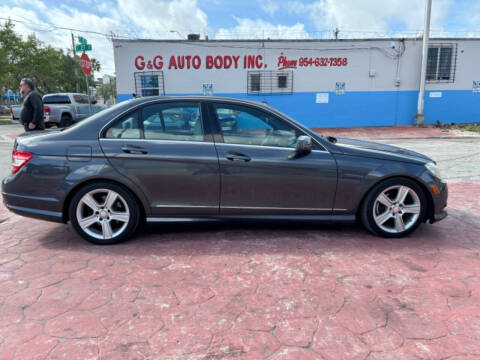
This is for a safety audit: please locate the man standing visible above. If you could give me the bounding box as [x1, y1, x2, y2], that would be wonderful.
[19, 78, 45, 131]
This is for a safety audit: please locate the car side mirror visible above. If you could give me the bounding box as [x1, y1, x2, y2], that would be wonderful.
[289, 135, 312, 159]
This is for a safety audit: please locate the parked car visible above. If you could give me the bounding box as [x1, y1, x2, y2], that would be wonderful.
[43, 93, 105, 128]
[0, 105, 10, 115]
[2, 96, 448, 245]
[9, 105, 21, 121]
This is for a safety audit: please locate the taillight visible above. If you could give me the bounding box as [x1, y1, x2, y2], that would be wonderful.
[44, 106, 50, 115]
[12, 150, 33, 174]
[9, 107, 13, 114]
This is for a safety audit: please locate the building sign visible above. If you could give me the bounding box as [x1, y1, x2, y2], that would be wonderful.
[473, 81, 480, 93]
[134, 54, 349, 71]
[336, 82, 346, 95]
[316, 93, 329, 103]
[203, 83, 213, 96]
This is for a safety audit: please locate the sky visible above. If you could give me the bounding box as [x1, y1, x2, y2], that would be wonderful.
[1, 0, 479, 76]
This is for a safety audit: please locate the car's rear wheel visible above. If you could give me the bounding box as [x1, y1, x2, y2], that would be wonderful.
[69, 182, 140, 244]
[360, 178, 427, 237]
[60, 114, 73, 128]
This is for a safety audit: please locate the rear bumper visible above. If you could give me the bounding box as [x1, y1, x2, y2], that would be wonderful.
[2, 191, 64, 223]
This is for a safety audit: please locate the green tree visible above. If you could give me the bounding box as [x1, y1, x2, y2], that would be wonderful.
[97, 77, 116, 103]
[0, 20, 102, 98]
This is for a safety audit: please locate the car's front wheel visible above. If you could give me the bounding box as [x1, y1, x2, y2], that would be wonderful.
[360, 178, 427, 237]
[69, 182, 140, 244]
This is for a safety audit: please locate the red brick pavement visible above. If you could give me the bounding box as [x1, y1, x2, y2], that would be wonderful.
[0, 183, 479, 359]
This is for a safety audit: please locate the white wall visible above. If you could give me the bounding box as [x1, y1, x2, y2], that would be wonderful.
[113, 38, 480, 96]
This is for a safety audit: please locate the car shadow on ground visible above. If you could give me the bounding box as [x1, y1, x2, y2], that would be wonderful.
[31, 211, 477, 259]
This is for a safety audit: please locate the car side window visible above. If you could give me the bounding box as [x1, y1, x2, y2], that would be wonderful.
[213, 104, 299, 148]
[105, 110, 141, 139]
[73, 95, 89, 104]
[142, 103, 204, 141]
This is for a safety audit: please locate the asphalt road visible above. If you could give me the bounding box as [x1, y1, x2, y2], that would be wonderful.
[1, 122, 479, 182]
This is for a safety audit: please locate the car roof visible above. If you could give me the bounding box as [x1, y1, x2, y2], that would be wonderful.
[43, 93, 87, 97]
[129, 95, 271, 108]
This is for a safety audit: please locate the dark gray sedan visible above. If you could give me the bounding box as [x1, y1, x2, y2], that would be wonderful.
[2, 96, 447, 244]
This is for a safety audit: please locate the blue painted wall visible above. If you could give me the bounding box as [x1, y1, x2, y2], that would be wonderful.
[118, 90, 479, 128]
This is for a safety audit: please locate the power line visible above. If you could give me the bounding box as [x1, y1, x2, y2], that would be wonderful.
[0, 17, 131, 39]
[2, 16, 479, 42]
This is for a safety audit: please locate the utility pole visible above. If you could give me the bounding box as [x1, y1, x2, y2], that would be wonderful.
[414, 0, 432, 126]
[334, 28, 340, 40]
[71, 32, 80, 93]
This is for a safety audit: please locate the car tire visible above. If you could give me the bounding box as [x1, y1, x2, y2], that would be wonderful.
[360, 177, 427, 238]
[60, 115, 73, 128]
[69, 182, 140, 245]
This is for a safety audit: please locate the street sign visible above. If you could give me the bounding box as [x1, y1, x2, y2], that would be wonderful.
[80, 52, 92, 76]
[75, 44, 92, 52]
[78, 36, 87, 44]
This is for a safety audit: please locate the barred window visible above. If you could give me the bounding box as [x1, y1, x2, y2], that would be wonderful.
[426, 44, 457, 83]
[250, 74, 261, 92]
[134, 71, 165, 96]
[247, 71, 293, 95]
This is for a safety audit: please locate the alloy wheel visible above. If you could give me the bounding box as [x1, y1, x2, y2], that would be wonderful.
[373, 185, 421, 234]
[76, 189, 130, 240]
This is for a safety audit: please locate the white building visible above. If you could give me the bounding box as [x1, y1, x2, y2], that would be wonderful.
[113, 38, 480, 127]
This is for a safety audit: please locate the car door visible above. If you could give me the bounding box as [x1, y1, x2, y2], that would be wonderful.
[99, 101, 220, 216]
[73, 95, 90, 120]
[208, 102, 337, 215]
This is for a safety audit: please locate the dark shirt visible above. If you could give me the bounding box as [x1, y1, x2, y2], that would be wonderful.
[20, 90, 45, 130]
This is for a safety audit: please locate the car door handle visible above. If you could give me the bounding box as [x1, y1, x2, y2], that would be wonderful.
[226, 151, 251, 162]
[121, 145, 148, 155]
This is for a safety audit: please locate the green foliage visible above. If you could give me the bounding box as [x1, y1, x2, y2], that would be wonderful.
[97, 77, 117, 102]
[0, 20, 102, 97]
[464, 123, 480, 133]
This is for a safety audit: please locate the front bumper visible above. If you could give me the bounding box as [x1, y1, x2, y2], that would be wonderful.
[430, 181, 448, 223]
[432, 209, 448, 223]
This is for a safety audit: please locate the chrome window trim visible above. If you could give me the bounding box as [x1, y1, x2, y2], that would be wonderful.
[100, 138, 213, 146]
[214, 142, 328, 153]
[98, 97, 330, 152]
[98, 99, 206, 140]
[210, 101, 328, 151]
[100, 137, 326, 153]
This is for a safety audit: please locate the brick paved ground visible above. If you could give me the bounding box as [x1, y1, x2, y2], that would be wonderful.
[0, 181, 479, 359]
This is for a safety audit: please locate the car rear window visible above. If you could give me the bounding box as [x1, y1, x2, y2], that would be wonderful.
[43, 95, 71, 104]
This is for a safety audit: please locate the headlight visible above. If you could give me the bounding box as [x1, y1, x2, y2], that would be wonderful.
[425, 161, 442, 179]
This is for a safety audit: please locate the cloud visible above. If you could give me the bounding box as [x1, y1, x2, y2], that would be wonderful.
[1, 1, 126, 76]
[286, 0, 454, 36]
[216, 18, 310, 39]
[116, 0, 209, 39]
[258, 0, 280, 17]
[2, 0, 209, 76]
